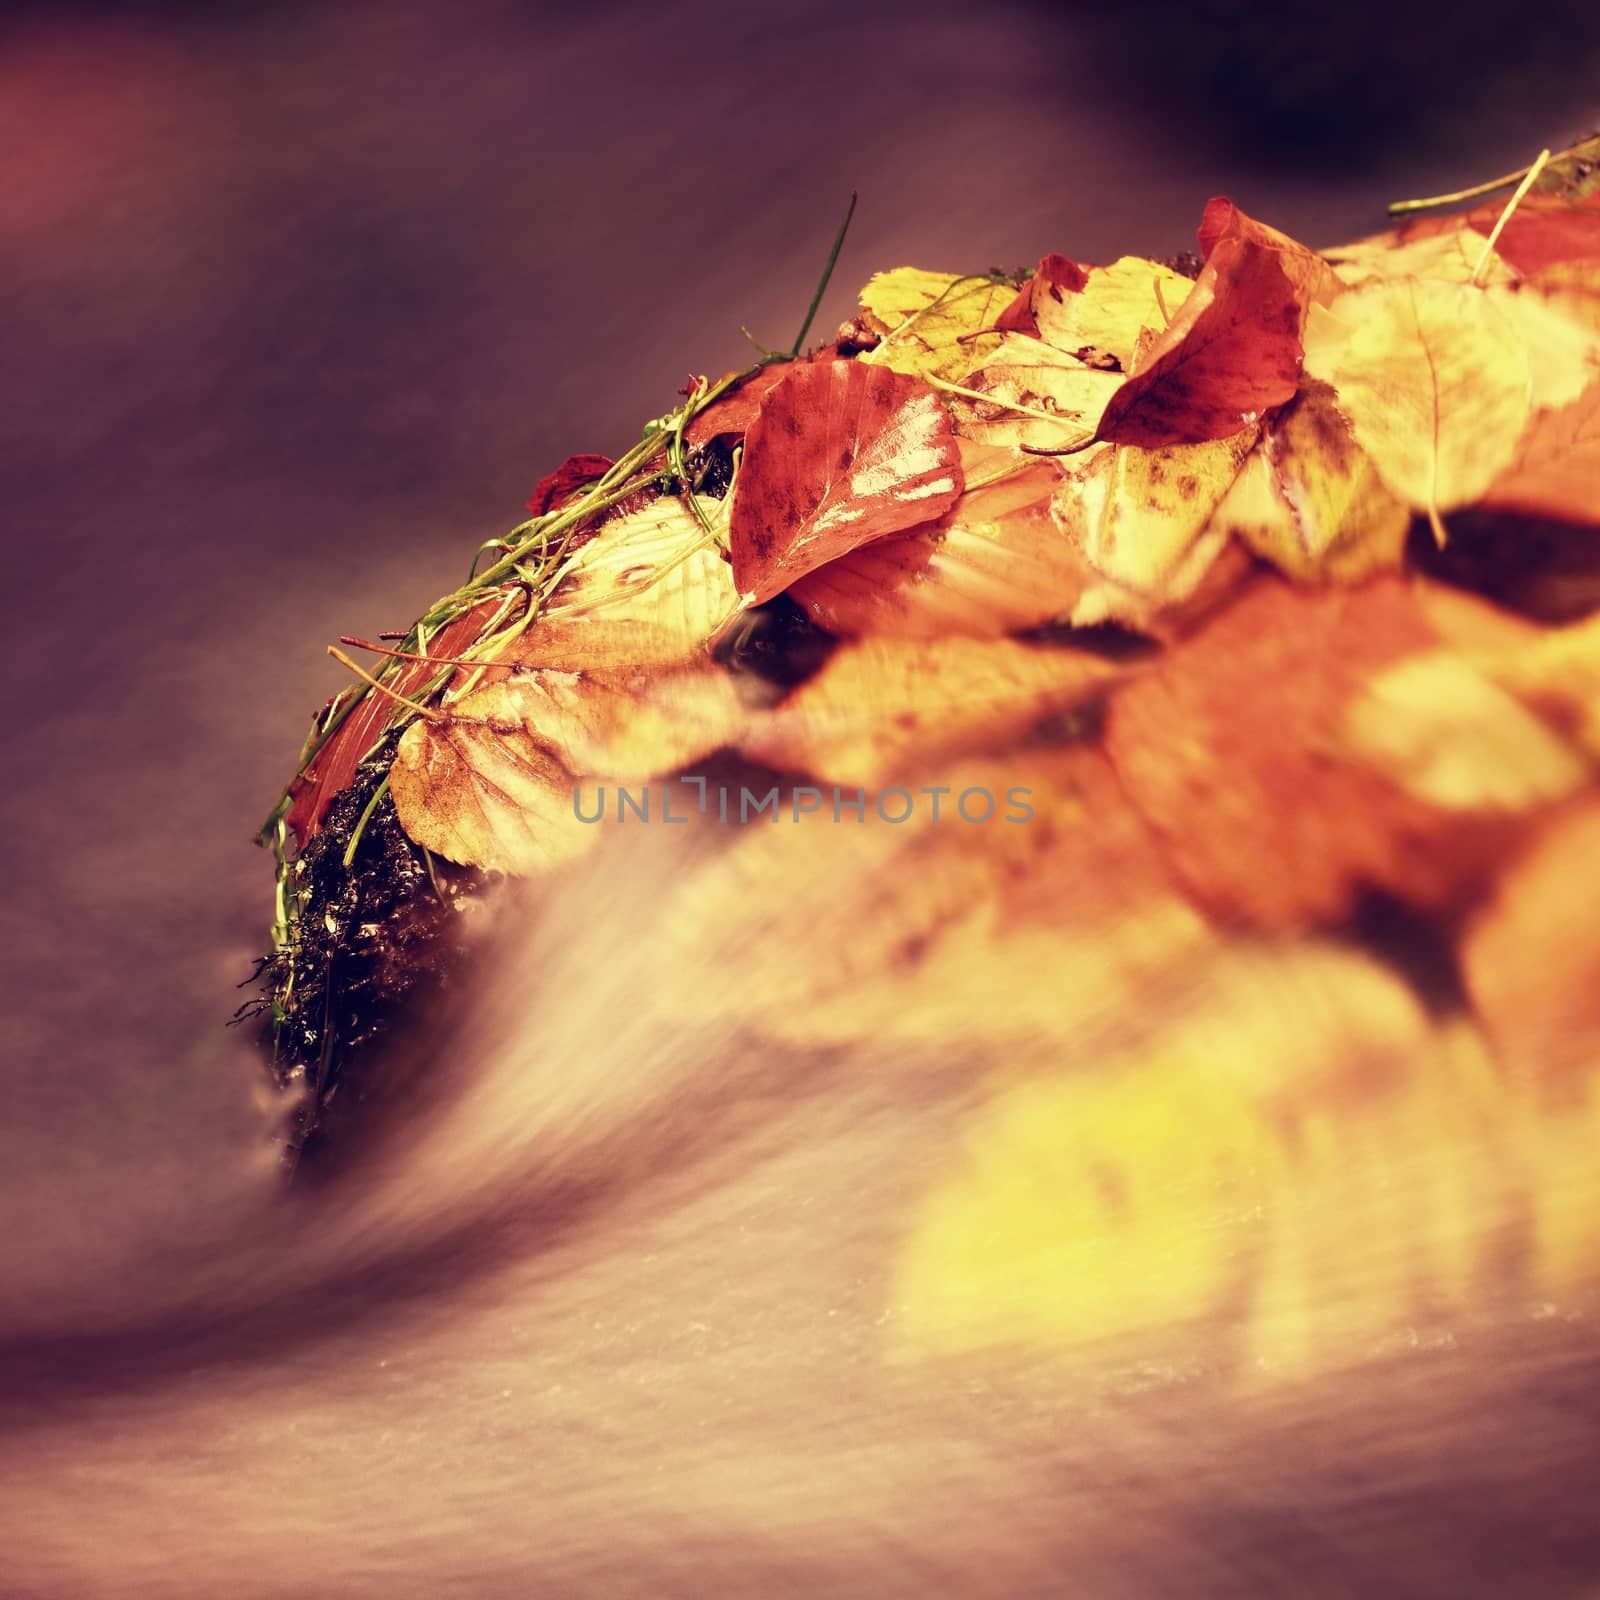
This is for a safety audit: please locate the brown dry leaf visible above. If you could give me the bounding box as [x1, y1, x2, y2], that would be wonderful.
[1054, 428, 1257, 628]
[741, 634, 1122, 791]
[785, 450, 1093, 638]
[1302, 279, 1533, 530]
[1103, 576, 1516, 929]
[285, 591, 516, 847]
[390, 664, 745, 875]
[525, 453, 615, 517]
[855, 268, 1020, 384]
[1211, 380, 1411, 582]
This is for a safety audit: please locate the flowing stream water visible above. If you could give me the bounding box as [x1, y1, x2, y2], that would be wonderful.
[4, 4, 1599, 1594]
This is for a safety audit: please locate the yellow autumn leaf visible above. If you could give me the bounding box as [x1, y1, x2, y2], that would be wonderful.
[893, 942, 1430, 1368]
[856, 268, 1018, 384]
[1031, 254, 1194, 370]
[1054, 428, 1256, 627]
[1488, 607, 1600, 751]
[1302, 280, 1532, 535]
[1320, 222, 1518, 288]
[892, 937, 1600, 1382]
[507, 494, 740, 673]
[1340, 609, 1600, 815]
[1210, 380, 1411, 582]
[1490, 281, 1600, 413]
[741, 634, 1121, 791]
[943, 332, 1122, 450]
[1342, 651, 1591, 812]
[390, 664, 746, 874]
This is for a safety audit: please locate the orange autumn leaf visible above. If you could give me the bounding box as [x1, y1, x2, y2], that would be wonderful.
[1460, 797, 1600, 1082]
[727, 360, 964, 606]
[1102, 577, 1515, 930]
[649, 745, 1205, 1052]
[285, 590, 517, 847]
[1094, 198, 1341, 447]
[1464, 193, 1600, 275]
[1483, 378, 1600, 524]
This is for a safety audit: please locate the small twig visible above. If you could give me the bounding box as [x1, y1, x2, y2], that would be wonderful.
[338, 635, 508, 671]
[1021, 436, 1100, 459]
[1470, 148, 1551, 285]
[925, 373, 1098, 444]
[1388, 138, 1584, 215]
[877, 273, 988, 354]
[326, 646, 443, 721]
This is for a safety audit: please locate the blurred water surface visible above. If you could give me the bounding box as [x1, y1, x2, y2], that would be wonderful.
[2, 4, 1597, 1595]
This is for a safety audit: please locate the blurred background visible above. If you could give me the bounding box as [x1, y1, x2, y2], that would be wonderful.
[2, 2, 1598, 1594]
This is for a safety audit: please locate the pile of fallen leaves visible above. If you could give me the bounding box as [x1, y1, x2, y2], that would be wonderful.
[258, 145, 1600, 1168]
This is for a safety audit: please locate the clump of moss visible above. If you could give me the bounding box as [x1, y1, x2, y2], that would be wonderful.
[244, 745, 487, 1162]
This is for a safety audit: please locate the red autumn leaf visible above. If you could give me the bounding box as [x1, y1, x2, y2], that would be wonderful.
[284, 592, 512, 848]
[1465, 193, 1600, 275]
[1095, 198, 1340, 448]
[994, 253, 1091, 336]
[526, 453, 615, 517]
[727, 360, 964, 606]
[682, 362, 799, 448]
